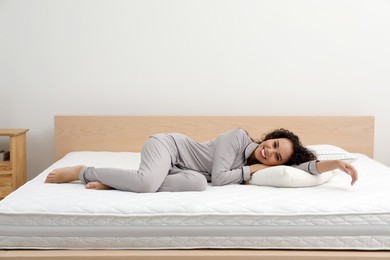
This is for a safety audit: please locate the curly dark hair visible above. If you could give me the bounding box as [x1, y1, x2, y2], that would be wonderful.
[256, 128, 317, 165]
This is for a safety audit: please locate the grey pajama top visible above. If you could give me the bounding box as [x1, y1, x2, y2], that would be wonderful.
[154, 128, 319, 186]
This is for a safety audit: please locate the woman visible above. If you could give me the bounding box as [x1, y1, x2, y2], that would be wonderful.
[45, 128, 358, 192]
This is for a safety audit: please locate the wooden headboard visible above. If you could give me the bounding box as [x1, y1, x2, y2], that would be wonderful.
[54, 116, 374, 160]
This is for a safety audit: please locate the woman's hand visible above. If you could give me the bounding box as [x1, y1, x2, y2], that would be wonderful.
[243, 164, 268, 184]
[249, 164, 269, 175]
[316, 160, 358, 186]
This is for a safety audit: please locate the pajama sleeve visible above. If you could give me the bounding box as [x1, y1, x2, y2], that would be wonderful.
[293, 160, 320, 175]
[211, 128, 251, 186]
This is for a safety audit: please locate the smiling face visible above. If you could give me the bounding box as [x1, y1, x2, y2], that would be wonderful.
[254, 138, 294, 166]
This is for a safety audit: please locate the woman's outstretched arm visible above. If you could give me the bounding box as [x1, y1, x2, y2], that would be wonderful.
[316, 160, 358, 185]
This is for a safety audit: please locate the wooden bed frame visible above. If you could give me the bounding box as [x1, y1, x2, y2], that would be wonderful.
[3, 115, 389, 260]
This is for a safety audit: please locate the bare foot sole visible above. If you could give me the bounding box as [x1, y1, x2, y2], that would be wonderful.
[86, 181, 112, 190]
[45, 165, 84, 183]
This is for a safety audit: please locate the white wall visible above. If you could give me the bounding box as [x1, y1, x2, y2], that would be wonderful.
[1, 0, 389, 180]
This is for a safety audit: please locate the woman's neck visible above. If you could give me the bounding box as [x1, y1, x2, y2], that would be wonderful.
[247, 151, 259, 165]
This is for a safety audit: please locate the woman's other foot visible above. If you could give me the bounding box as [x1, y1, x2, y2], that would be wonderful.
[86, 181, 112, 190]
[45, 165, 84, 183]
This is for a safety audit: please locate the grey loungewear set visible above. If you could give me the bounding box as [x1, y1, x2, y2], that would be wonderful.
[79, 128, 319, 192]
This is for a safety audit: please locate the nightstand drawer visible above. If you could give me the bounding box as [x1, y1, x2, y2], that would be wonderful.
[0, 174, 13, 198]
[0, 161, 12, 172]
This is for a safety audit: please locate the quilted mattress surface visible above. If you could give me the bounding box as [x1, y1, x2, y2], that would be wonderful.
[1, 152, 390, 249]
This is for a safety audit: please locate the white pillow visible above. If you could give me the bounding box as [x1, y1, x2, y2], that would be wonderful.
[306, 144, 356, 161]
[248, 166, 335, 188]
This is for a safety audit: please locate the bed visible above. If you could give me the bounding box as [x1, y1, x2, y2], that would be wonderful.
[1, 115, 390, 260]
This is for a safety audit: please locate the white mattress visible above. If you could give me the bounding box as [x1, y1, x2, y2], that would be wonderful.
[1, 152, 390, 250]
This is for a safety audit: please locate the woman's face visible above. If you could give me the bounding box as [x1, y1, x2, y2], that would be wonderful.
[254, 138, 293, 166]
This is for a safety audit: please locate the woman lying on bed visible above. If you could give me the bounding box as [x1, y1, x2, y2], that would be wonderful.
[45, 128, 358, 192]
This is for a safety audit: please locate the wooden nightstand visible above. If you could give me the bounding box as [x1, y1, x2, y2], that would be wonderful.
[0, 129, 28, 199]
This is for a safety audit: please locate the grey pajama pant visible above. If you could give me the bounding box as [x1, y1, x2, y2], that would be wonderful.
[78, 136, 208, 192]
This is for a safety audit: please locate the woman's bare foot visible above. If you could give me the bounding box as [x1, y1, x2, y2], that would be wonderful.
[45, 165, 84, 183]
[86, 181, 112, 190]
